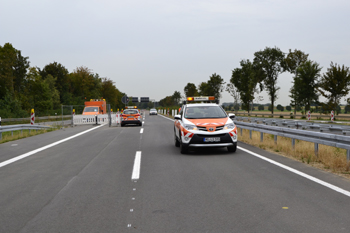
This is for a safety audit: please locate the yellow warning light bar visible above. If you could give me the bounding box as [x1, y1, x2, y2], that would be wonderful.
[187, 96, 215, 101]
[125, 106, 137, 109]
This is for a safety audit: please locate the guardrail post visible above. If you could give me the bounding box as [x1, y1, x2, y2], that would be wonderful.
[0, 132, 2, 140]
[292, 138, 295, 149]
[347, 150, 350, 162]
[274, 135, 277, 144]
[249, 130, 252, 139]
[314, 143, 319, 157]
[240, 128, 243, 136]
[260, 132, 263, 142]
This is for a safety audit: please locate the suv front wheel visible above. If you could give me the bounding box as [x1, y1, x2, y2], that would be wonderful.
[174, 129, 180, 147]
[227, 143, 237, 153]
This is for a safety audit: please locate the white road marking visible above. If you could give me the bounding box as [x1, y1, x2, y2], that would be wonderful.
[0, 124, 106, 168]
[128, 224, 131, 228]
[140, 128, 144, 134]
[142, 121, 144, 124]
[132, 151, 142, 180]
[238, 146, 350, 198]
[160, 112, 350, 198]
[158, 114, 175, 122]
[11, 144, 18, 146]
[130, 209, 134, 212]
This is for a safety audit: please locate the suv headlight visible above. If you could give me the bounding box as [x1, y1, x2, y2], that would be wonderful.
[224, 123, 235, 130]
[184, 124, 197, 130]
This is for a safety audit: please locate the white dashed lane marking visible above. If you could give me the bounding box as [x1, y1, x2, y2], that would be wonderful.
[131, 151, 142, 180]
[140, 128, 144, 134]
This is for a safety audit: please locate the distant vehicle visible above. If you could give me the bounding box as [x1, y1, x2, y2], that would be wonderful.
[82, 99, 107, 115]
[149, 109, 157, 115]
[121, 106, 142, 127]
[174, 96, 237, 154]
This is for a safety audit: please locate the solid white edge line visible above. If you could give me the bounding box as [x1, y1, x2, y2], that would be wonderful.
[0, 124, 106, 168]
[238, 146, 350, 197]
[158, 114, 175, 122]
[132, 151, 142, 180]
[140, 128, 144, 134]
[159, 113, 350, 198]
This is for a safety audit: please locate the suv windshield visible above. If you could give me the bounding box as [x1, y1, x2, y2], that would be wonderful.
[184, 106, 227, 119]
[150, 109, 156, 111]
[124, 109, 138, 114]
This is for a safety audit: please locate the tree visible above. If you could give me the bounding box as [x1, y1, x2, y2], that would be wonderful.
[40, 62, 70, 104]
[283, 49, 308, 115]
[225, 83, 240, 112]
[276, 104, 283, 111]
[318, 62, 350, 112]
[229, 60, 259, 113]
[198, 73, 225, 99]
[198, 82, 211, 96]
[207, 73, 225, 99]
[25, 67, 57, 115]
[0, 43, 30, 99]
[184, 83, 198, 97]
[258, 105, 264, 111]
[101, 78, 124, 111]
[345, 105, 350, 114]
[159, 96, 173, 107]
[69, 66, 102, 104]
[254, 46, 285, 114]
[291, 60, 321, 111]
[172, 91, 182, 105]
[286, 106, 292, 111]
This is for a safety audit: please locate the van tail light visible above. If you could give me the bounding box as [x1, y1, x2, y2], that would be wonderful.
[135, 114, 140, 117]
[121, 114, 125, 117]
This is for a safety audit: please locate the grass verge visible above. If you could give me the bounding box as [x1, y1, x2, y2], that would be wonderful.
[238, 128, 350, 179]
[0, 125, 61, 144]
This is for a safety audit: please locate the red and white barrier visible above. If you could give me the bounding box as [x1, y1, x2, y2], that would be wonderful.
[30, 109, 35, 125]
[307, 111, 311, 121]
[331, 110, 334, 122]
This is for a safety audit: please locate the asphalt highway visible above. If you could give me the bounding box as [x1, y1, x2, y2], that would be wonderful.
[1, 113, 350, 232]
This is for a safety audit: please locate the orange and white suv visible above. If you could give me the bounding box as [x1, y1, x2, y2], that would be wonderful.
[174, 97, 237, 154]
[121, 106, 142, 127]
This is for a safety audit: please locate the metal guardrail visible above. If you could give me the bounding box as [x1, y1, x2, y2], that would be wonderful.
[1, 115, 72, 122]
[233, 112, 350, 120]
[0, 124, 51, 140]
[234, 120, 350, 161]
[236, 117, 350, 135]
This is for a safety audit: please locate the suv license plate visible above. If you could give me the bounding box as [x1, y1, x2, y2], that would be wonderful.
[204, 137, 220, 142]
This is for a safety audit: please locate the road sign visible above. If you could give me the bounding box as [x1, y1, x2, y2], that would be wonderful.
[132, 97, 139, 103]
[140, 97, 149, 102]
[121, 95, 129, 104]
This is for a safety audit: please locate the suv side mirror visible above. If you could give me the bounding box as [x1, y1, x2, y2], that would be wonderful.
[228, 113, 235, 119]
[174, 115, 181, 120]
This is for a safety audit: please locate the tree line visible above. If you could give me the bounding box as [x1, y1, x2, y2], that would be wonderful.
[159, 47, 350, 115]
[0, 43, 126, 117]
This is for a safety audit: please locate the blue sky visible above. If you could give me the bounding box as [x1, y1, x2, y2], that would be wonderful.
[1, 0, 350, 105]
